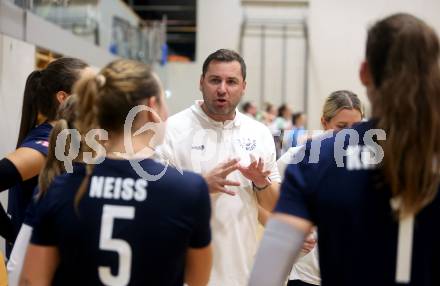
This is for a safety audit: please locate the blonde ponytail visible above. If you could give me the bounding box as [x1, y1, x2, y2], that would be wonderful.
[74, 74, 101, 137]
[73, 59, 161, 207]
[73, 74, 103, 208]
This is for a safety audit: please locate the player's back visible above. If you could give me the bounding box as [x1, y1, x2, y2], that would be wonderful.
[32, 158, 211, 286]
[277, 121, 440, 286]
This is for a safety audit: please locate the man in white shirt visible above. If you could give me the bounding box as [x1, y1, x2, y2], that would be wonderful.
[158, 49, 281, 286]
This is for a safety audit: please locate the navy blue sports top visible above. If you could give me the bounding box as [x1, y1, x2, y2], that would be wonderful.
[275, 121, 440, 286]
[32, 158, 211, 286]
[7, 122, 52, 238]
[22, 187, 42, 227]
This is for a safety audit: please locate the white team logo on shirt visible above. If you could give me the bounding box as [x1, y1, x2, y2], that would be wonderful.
[237, 138, 256, 151]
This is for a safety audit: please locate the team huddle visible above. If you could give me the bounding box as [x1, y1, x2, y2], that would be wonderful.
[0, 13, 440, 286]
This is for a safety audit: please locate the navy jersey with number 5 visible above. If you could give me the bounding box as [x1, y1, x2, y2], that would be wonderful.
[31, 158, 211, 286]
[275, 121, 440, 286]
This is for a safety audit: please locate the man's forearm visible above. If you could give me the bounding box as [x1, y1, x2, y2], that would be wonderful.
[255, 182, 280, 211]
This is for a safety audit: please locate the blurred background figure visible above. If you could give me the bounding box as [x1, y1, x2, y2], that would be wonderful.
[257, 102, 277, 126]
[270, 103, 293, 158]
[292, 112, 306, 129]
[271, 103, 293, 133]
[241, 101, 258, 118]
[289, 112, 307, 148]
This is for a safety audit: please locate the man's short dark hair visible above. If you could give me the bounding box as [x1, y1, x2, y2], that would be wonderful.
[202, 49, 247, 80]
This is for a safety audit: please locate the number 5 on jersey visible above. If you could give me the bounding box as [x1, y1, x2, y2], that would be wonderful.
[99, 205, 135, 286]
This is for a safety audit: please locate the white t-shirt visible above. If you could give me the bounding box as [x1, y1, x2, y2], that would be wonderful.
[277, 147, 321, 285]
[158, 101, 281, 286]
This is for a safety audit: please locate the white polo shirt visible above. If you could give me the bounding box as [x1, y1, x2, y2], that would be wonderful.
[158, 100, 281, 286]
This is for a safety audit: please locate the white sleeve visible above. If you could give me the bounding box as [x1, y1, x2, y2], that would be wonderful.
[248, 218, 306, 286]
[277, 146, 305, 180]
[277, 151, 290, 180]
[262, 128, 281, 183]
[7, 224, 33, 286]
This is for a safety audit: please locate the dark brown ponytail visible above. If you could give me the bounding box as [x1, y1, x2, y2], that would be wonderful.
[367, 13, 440, 217]
[16, 58, 88, 147]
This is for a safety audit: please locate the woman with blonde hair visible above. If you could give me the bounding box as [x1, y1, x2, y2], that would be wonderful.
[278, 90, 363, 177]
[20, 59, 213, 286]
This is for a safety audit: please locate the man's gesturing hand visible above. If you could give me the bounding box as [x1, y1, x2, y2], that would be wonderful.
[203, 158, 241, 195]
[237, 154, 271, 188]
